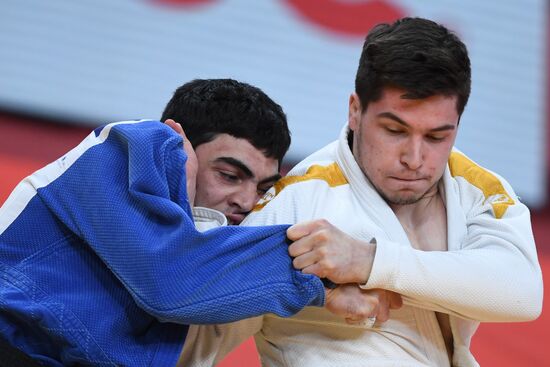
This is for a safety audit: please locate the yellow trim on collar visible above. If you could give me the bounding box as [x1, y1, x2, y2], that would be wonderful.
[253, 162, 348, 211]
[448, 151, 514, 219]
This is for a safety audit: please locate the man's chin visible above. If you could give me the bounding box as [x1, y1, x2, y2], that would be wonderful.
[380, 190, 426, 206]
[387, 196, 422, 206]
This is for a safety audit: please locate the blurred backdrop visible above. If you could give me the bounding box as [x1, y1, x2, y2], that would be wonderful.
[0, 0, 548, 366]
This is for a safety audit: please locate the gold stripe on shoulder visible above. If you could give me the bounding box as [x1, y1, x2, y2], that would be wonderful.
[253, 162, 348, 211]
[448, 151, 515, 218]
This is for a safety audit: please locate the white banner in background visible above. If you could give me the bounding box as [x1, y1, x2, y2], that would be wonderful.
[0, 0, 546, 205]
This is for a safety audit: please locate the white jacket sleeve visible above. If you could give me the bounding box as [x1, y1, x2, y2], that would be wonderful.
[365, 173, 543, 322]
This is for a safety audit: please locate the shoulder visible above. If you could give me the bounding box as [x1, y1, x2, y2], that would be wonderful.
[96, 119, 176, 143]
[94, 119, 183, 162]
[447, 149, 518, 219]
[253, 161, 348, 213]
[244, 141, 348, 225]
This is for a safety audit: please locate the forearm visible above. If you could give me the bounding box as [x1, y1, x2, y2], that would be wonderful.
[364, 238, 542, 321]
[40, 121, 325, 324]
[94, 223, 325, 324]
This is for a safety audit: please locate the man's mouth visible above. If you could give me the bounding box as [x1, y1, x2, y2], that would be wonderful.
[389, 175, 428, 182]
[226, 213, 246, 225]
[387, 176, 429, 188]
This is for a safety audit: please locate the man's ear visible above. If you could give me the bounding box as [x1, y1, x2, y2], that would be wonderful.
[164, 119, 197, 205]
[348, 93, 362, 132]
[165, 119, 185, 139]
[164, 119, 194, 155]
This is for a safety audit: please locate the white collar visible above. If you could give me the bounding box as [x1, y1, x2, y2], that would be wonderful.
[334, 124, 412, 245]
[192, 207, 227, 232]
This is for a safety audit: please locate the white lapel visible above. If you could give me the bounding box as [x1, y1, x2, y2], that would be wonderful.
[334, 125, 412, 247]
[441, 164, 467, 251]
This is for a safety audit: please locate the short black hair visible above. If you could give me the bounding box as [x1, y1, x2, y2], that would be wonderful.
[160, 79, 290, 165]
[355, 17, 471, 115]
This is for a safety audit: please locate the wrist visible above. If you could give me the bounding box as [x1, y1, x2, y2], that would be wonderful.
[356, 237, 377, 284]
[323, 286, 335, 305]
[321, 277, 338, 289]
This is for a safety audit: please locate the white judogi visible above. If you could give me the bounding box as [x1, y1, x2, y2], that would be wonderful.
[180, 126, 542, 367]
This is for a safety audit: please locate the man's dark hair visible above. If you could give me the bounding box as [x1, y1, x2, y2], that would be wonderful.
[161, 78, 290, 165]
[355, 17, 471, 115]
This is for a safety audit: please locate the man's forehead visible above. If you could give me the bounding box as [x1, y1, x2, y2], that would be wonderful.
[371, 89, 459, 119]
[198, 134, 279, 179]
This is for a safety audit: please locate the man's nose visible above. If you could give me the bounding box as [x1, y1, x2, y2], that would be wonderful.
[400, 137, 423, 170]
[230, 185, 260, 212]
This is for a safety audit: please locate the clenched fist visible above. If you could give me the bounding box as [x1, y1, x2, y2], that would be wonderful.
[325, 285, 403, 325]
[287, 219, 376, 284]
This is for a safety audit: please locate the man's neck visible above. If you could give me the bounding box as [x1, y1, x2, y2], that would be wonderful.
[389, 184, 442, 231]
[389, 181, 448, 254]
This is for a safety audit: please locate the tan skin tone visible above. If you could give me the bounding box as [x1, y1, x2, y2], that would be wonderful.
[166, 119, 280, 225]
[287, 87, 459, 329]
[165, 120, 281, 224]
[350, 89, 458, 207]
[193, 134, 280, 225]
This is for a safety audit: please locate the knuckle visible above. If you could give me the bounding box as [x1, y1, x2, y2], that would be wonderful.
[318, 218, 330, 227]
[318, 259, 333, 273]
[325, 260, 336, 272]
[314, 229, 329, 243]
[318, 246, 329, 257]
[320, 230, 331, 242]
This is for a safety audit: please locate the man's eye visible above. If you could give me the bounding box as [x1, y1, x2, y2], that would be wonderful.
[385, 127, 403, 135]
[427, 135, 445, 142]
[219, 172, 239, 182]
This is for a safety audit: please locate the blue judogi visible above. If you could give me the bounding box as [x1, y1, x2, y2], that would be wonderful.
[0, 120, 324, 366]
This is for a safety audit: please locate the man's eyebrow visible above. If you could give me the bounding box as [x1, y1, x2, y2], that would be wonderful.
[215, 157, 281, 184]
[215, 157, 254, 178]
[429, 124, 456, 132]
[377, 112, 456, 132]
[378, 112, 409, 126]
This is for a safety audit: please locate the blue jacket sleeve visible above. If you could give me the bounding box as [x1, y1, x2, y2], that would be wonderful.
[37, 121, 324, 324]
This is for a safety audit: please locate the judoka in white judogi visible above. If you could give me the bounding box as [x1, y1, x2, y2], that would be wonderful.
[179, 124, 542, 367]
